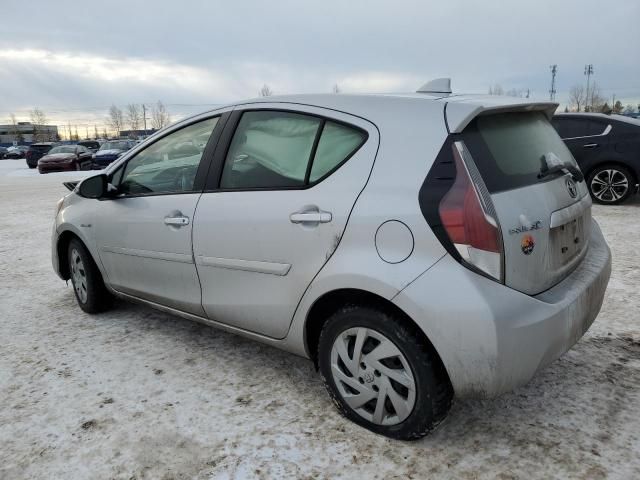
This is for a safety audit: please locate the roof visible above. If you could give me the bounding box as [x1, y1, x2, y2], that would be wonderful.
[191, 92, 558, 134]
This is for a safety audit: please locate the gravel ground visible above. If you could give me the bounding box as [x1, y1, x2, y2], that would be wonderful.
[0, 159, 638, 479]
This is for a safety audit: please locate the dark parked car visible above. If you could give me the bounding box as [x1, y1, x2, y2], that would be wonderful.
[77, 140, 101, 152]
[26, 142, 58, 168]
[0, 146, 8, 159]
[37, 145, 93, 174]
[93, 140, 136, 168]
[552, 113, 640, 204]
[6, 145, 29, 159]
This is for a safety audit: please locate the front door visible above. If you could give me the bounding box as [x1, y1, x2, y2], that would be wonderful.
[192, 106, 378, 338]
[95, 115, 223, 315]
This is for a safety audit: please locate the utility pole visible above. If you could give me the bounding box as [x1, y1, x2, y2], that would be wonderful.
[142, 104, 147, 132]
[549, 65, 557, 101]
[584, 64, 594, 112]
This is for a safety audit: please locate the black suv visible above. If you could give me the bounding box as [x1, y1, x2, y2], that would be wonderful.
[552, 113, 640, 204]
[26, 142, 58, 168]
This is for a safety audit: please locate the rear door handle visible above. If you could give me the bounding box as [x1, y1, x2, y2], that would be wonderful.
[290, 210, 332, 224]
[164, 215, 190, 226]
[583, 143, 599, 148]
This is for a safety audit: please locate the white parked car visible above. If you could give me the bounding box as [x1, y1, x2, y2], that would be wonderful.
[52, 81, 611, 439]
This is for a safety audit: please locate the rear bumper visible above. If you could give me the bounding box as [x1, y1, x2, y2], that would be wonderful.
[393, 220, 611, 398]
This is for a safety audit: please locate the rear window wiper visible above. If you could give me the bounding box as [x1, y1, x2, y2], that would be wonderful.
[538, 152, 584, 182]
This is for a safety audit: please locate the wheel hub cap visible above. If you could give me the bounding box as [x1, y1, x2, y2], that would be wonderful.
[330, 327, 416, 426]
[591, 169, 629, 202]
[70, 249, 88, 303]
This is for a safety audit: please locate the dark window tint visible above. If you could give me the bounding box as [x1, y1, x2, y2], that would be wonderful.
[464, 112, 577, 193]
[221, 111, 321, 189]
[586, 120, 609, 136]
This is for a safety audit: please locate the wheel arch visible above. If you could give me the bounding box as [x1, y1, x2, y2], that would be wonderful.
[304, 288, 451, 386]
[56, 230, 82, 280]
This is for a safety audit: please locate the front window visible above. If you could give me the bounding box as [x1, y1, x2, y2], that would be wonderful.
[99, 141, 131, 151]
[118, 117, 218, 195]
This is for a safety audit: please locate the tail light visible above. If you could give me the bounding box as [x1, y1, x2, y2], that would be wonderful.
[438, 142, 503, 281]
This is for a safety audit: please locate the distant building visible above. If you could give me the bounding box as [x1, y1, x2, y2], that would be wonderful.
[0, 122, 59, 144]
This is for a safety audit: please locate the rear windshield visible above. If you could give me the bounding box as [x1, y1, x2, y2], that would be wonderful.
[463, 112, 577, 193]
[30, 145, 52, 151]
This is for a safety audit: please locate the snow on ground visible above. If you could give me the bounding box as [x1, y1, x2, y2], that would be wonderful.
[0, 159, 638, 479]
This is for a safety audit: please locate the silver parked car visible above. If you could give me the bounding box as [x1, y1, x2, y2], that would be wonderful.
[52, 82, 611, 440]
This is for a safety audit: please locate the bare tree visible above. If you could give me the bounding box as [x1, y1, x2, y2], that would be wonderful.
[8, 113, 23, 143]
[30, 108, 48, 142]
[332, 83, 341, 94]
[589, 82, 606, 112]
[505, 88, 530, 98]
[260, 84, 273, 97]
[488, 84, 504, 95]
[102, 127, 109, 139]
[127, 104, 142, 132]
[568, 85, 585, 112]
[623, 104, 635, 115]
[613, 100, 623, 114]
[108, 104, 124, 137]
[150, 101, 171, 130]
[94, 125, 99, 140]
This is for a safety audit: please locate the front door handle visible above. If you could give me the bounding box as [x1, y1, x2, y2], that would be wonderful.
[164, 215, 190, 226]
[583, 143, 599, 148]
[290, 209, 332, 224]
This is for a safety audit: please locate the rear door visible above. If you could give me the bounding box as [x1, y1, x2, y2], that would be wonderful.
[192, 105, 378, 339]
[462, 111, 591, 294]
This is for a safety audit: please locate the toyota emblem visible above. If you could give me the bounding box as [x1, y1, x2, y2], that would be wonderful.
[565, 177, 578, 198]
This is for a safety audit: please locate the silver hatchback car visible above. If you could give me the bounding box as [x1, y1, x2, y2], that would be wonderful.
[53, 83, 611, 440]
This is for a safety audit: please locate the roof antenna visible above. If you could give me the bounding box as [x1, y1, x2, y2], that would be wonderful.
[416, 78, 452, 96]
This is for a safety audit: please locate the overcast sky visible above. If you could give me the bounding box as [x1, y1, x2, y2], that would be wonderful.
[1, 0, 639, 132]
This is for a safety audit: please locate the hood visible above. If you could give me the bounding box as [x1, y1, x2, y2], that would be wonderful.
[96, 149, 124, 156]
[39, 153, 76, 162]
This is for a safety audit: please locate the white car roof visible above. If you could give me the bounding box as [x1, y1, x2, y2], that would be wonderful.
[226, 92, 558, 133]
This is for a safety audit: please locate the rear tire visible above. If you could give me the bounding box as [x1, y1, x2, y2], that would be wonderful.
[587, 164, 634, 205]
[318, 305, 453, 440]
[67, 239, 112, 313]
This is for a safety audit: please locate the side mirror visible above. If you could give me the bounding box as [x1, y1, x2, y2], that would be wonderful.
[78, 174, 107, 199]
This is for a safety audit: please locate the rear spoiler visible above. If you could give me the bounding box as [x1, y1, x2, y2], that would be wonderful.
[63, 181, 79, 192]
[444, 97, 558, 133]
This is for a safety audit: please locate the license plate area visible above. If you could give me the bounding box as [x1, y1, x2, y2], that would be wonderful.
[548, 214, 588, 269]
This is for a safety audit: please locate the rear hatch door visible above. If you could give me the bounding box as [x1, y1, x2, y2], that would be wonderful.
[461, 111, 591, 295]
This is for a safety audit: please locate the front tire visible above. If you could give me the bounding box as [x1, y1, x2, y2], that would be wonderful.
[318, 305, 453, 440]
[67, 239, 112, 313]
[587, 164, 634, 205]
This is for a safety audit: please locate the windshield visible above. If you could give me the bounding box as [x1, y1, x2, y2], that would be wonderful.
[49, 146, 76, 154]
[99, 141, 130, 151]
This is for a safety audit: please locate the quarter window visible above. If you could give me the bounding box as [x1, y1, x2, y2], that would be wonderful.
[310, 121, 367, 182]
[119, 117, 218, 195]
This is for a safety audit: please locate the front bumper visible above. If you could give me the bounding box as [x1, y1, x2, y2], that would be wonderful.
[38, 163, 76, 173]
[393, 220, 611, 398]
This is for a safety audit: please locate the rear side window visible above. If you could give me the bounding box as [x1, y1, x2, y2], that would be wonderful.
[220, 111, 367, 189]
[464, 112, 577, 193]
